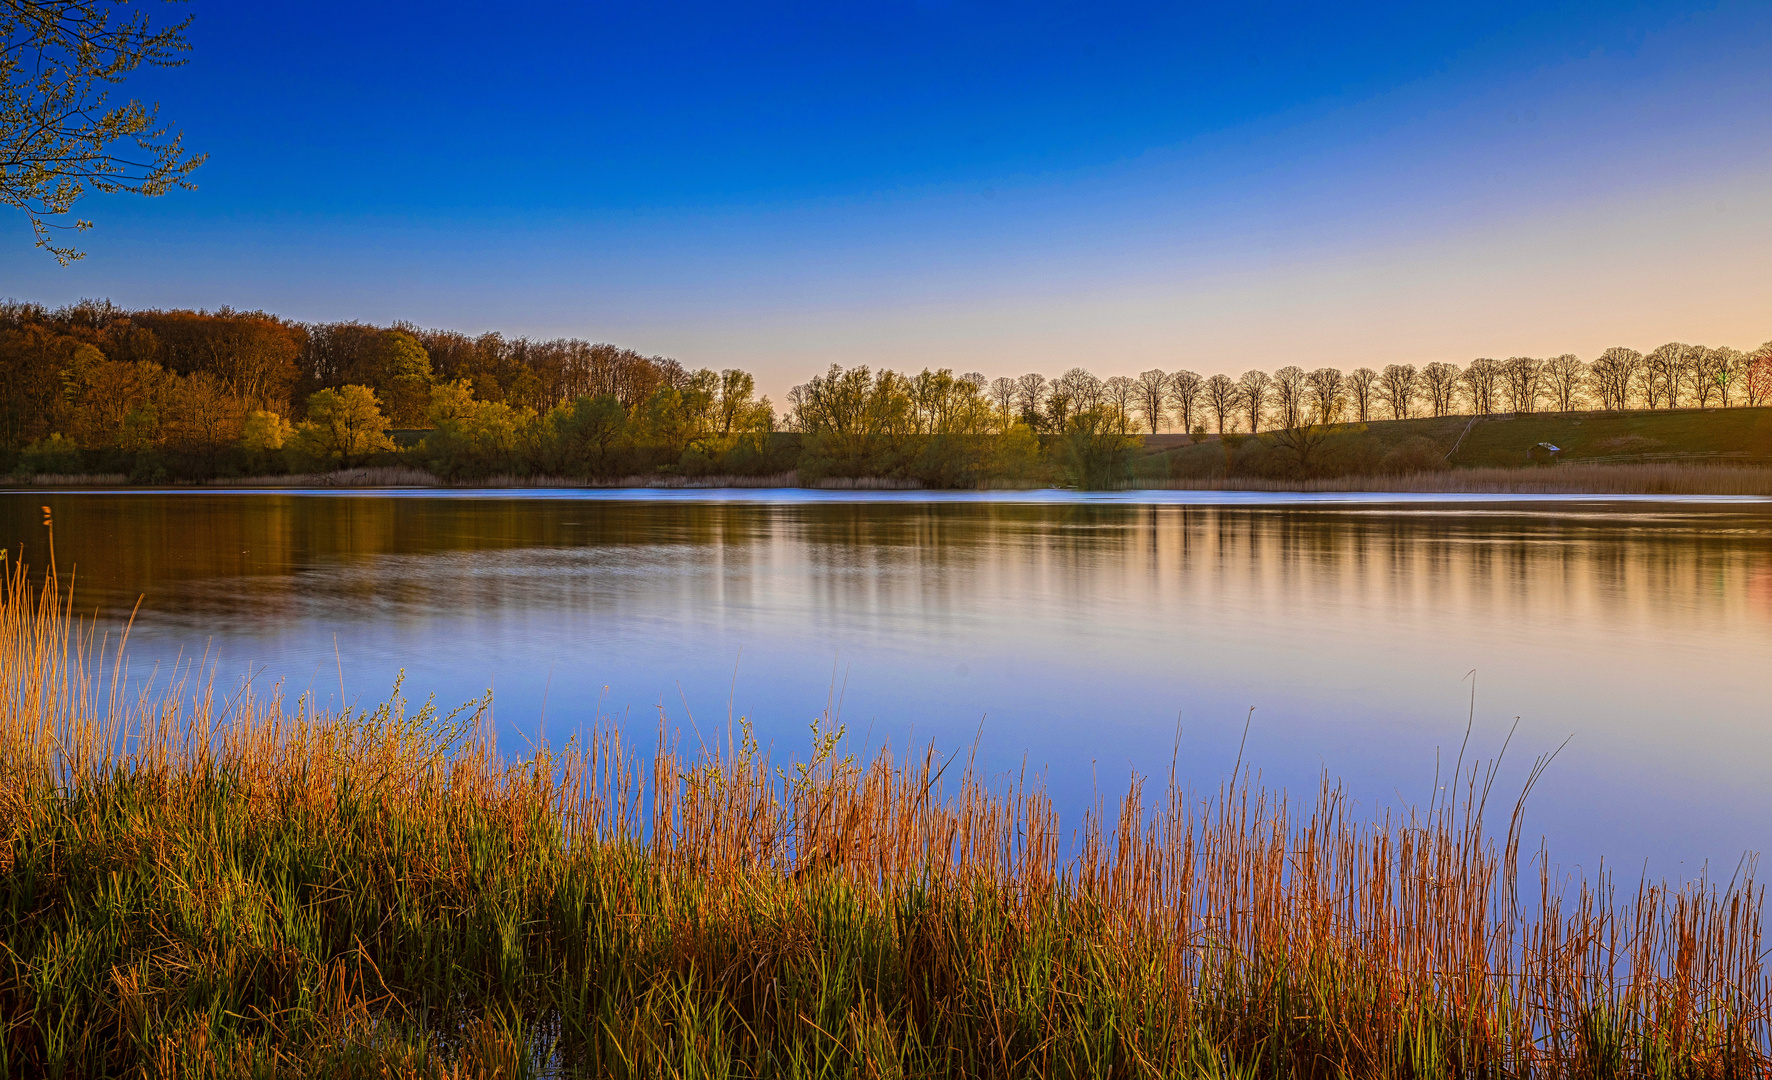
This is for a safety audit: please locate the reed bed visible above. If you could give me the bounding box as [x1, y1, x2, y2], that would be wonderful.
[8, 473, 132, 487]
[1153, 462, 1772, 496]
[0, 561, 1765, 1078]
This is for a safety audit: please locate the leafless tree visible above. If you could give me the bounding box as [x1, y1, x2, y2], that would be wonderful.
[1500, 356, 1543, 414]
[1543, 354, 1585, 413]
[1460, 358, 1501, 416]
[1710, 348, 1749, 407]
[1103, 376, 1137, 434]
[1237, 369, 1272, 433]
[1378, 363, 1418, 419]
[1746, 342, 1772, 407]
[1267, 368, 1344, 474]
[1046, 387, 1074, 430]
[1168, 369, 1203, 434]
[1014, 373, 1048, 419]
[1057, 367, 1103, 411]
[1307, 367, 1347, 425]
[1134, 369, 1169, 433]
[1643, 343, 1692, 409]
[1203, 374, 1237, 434]
[1271, 366, 1308, 430]
[989, 376, 1018, 419]
[1346, 367, 1377, 422]
[1421, 362, 1461, 417]
[1690, 347, 1736, 408]
[1589, 347, 1642, 410]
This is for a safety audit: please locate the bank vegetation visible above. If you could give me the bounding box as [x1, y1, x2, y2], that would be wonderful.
[0, 558, 1765, 1077]
[4, 300, 1770, 490]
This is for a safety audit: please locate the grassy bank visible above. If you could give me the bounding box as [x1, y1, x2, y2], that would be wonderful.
[1136, 408, 1772, 489]
[14, 461, 1772, 496]
[0, 564, 1767, 1078]
[12, 408, 1772, 495]
[1136, 462, 1772, 496]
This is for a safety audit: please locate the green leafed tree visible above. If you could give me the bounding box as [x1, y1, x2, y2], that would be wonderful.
[377, 331, 434, 427]
[286, 385, 395, 470]
[3, 0, 206, 261]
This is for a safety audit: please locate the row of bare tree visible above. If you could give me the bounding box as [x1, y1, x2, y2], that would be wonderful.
[968, 342, 1772, 435]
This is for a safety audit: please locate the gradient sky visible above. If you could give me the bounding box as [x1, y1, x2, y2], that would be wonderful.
[5, 0, 1770, 398]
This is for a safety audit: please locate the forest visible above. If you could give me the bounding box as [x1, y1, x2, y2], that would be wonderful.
[3, 299, 1769, 487]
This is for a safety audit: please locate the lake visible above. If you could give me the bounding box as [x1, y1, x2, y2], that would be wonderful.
[4, 488, 1768, 878]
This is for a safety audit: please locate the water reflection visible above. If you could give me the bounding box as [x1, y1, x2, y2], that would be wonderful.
[4, 491, 1768, 875]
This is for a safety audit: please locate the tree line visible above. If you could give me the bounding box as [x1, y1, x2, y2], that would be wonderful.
[944, 343, 1772, 439]
[2, 299, 1768, 485]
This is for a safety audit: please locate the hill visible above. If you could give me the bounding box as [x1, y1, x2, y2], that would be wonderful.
[1134, 407, 1772, 485]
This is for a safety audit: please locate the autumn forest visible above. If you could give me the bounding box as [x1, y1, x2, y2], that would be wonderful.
[3, 299, 1768, 487]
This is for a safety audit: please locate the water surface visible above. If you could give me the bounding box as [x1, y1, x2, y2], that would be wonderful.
[5, 488, 1768, 876]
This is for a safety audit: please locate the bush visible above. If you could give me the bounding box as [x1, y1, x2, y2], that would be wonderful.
[14, 433, 83, 476]
[1380, 437, 1452, 474]
[128, 452, 170, 484]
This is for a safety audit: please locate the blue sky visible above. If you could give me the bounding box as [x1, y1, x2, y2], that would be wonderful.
[5, 0, 1770, 396]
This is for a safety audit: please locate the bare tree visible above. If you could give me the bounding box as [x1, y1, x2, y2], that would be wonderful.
[1543, 354, 1585, 413]
[1168, 369, 1203, 435]
[1589, 347, 1642, 410]
[1746, 342, 1772, 407]
[1346, 367, 1377, 422]
[1057, 367, 1103, 412]
[1266, 368, 1346, 474]
[1307, 367, 1347, 425]
[1643, 343, 1692, 409]
[1103, 376, 1137, 434]
[1133, 369, 1169, 433]
[1500, 356, 1543, 414]
[1378, 363, 1418, 419]
[1459, 358, 1501, 416]
[1045, 386, 1075, 430]
[1014, 373, 1049, 420]
[1420, 362, 1461, 417]
[1713, 347, 1750, 407]
[1271, 366, 1308, 430]
[1237, 369, 1272, 433]
[3, 0, 207, 262]
[1203, 374, 1237, 434]
[989, 376, 1018, 420]
[1691, 347, 1737, 408]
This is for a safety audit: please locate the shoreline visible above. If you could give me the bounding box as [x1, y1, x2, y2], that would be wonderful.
[6, 485, 1771, 506]
[7, 462, 1772, 502]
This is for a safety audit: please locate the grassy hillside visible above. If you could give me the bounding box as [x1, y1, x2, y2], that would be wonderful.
[1446, 407, 1772, 467]
[1135, 407, 1772, 484]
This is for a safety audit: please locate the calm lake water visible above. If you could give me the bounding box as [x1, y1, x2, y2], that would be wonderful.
[4, 488, 1769, 877]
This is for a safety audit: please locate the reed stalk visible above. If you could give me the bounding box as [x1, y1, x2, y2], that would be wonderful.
[0, 557, 1764, 1078]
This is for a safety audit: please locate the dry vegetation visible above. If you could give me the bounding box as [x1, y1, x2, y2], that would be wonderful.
[1146, 463, 1772, 497]
[0, 557, 1766, 1078]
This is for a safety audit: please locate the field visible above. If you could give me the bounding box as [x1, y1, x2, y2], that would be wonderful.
[0, 558, 1765, 1078]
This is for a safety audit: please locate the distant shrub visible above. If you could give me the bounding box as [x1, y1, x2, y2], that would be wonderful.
[15, 434, 82, 476]
[1380, 437, 1452, 474]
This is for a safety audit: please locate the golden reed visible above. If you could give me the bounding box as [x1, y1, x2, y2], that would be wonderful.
[0, 551, 1764, 1077]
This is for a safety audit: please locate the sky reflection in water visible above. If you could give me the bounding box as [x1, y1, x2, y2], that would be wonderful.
[5, 489, 1768, 878]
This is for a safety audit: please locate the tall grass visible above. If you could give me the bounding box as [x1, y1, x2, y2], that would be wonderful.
[0, 559, 1765, 1078]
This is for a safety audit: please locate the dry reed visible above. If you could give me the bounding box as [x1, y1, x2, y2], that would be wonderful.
[1150, 463, 1772, 497]
[0, 557, 1764, 1078]
[8, 473, 131, 487]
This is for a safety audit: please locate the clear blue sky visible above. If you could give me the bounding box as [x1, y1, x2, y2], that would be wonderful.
[5, 0, 1770, 396]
